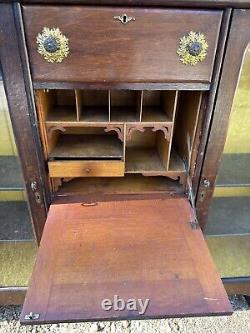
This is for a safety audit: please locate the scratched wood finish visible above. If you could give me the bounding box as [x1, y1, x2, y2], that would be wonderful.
[22, 6, 222, 84]
[20, 197, 231, 324]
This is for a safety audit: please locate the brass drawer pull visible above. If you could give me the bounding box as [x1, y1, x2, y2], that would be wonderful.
[114, 13, 135, 24]
[177, 31, 208, 66]
[36, 27, 69, 63]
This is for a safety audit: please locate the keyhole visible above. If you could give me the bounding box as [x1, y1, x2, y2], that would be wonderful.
[123, 15, 127, 23]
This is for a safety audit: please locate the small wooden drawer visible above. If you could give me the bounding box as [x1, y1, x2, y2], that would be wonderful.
[22, 6, 222, 85]
[48, 160, 125, 177]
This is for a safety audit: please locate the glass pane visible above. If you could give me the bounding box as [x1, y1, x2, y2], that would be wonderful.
[216, 46, 250, 187]
[0, 77, 36, 289]
[205, 46, 250, 278]
[0, 81, 34, 241]
[206, 45, 250, 236]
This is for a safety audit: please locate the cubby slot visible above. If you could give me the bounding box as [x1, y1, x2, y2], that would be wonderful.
[126, 127, 171, 173]
[142, 91, 178, 122]
[168, 150, 186, 172]
[76, 90, 109, 122]
[35, 88, 203, 187]
[110, 90, 142, 122]
[172, 91, 203, 168]
[36, 90, 77, 122]
[55, 175, 183, 195]
[48, 127, 124, 160]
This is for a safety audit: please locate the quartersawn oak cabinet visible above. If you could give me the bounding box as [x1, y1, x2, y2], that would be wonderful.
[0, 0, 249, 325]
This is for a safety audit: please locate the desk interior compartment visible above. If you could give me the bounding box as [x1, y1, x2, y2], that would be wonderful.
[36, 89, 77, 122]
[110, 90, 142, 122]
[142, 91, 178, 122]
[76, 90, 109, 122]
[126, 126, 171, 174]
[47, 126, 124, 160]
[35, 89, 203, 186]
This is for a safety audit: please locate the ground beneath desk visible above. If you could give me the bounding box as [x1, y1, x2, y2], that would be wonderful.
[0, 296, 249, 333]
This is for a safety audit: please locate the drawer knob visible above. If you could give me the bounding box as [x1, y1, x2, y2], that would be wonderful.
[43, 36, 60, 53]
[85, 168, 91, 174]
[114, 13, 135, 24]
[177, 31, 208, 66]
[36, 27, 69, 63]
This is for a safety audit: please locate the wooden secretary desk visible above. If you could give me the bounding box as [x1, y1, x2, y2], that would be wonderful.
[0, 0, 250, 324]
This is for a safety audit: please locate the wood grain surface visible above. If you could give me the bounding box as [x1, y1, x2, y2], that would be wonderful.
[22, 6, 222, 84]
[48, 160, 125, 177]
[21, 196, 231, 324]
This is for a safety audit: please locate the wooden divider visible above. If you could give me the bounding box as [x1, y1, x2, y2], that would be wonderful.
[34, 89, 202, 188]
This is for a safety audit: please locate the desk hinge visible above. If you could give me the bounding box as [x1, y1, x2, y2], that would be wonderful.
[30, 180, 42, 205]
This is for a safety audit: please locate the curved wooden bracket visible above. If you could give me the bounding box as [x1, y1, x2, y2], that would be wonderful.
[152, 125, 172, 141]
[141, 172, 187, 186]
[52, 178, 63, 192]
[126, 124, 145, 140]
[126, 124, 172, 141]
[104, 125, 124, 142]
[47, 125, 66, 139]
[62, 177, 74, 183]
[165, 173, 187, 185]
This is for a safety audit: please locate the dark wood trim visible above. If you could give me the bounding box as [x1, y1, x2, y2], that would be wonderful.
[223, 277, 250, 296]
[14, 3, 51, 204]
[33, 82, 210, 91]
[192, 9, 232, 198]
[0, 3, 49, 243]
[1, 0, 250, 9]
[196, 9, 250, 230]
[0, 287, 27, 305]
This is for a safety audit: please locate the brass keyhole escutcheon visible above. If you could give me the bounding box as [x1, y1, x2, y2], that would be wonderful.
[36, 27, 69, 63]
[114, 13, 136, 24]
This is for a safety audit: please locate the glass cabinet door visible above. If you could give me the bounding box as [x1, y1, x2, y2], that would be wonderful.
[206, 46, 250, 278]
[0, 77, 36, 290]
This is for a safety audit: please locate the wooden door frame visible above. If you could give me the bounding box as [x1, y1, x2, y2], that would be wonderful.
[196, 9, 250, 230]
[0, 3, 50, 243]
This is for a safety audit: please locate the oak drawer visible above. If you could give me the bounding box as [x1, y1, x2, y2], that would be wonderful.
[22, 6, 222, 85]
[48, 160, 125, 177]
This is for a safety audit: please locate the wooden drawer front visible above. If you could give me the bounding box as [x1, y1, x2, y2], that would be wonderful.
[48, 160, 125, 177]
[22, 6, 222, 84]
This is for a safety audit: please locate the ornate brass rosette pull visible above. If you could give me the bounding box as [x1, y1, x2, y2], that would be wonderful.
[177, 31, 208, 66]
[36, 27, 69, 63]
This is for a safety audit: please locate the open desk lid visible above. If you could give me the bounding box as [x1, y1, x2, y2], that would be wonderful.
[20, 195, 232, 324]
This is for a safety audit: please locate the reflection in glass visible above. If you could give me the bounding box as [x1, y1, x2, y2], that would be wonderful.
[206, 46, 250, 236]
[0, 81, 33, 240]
